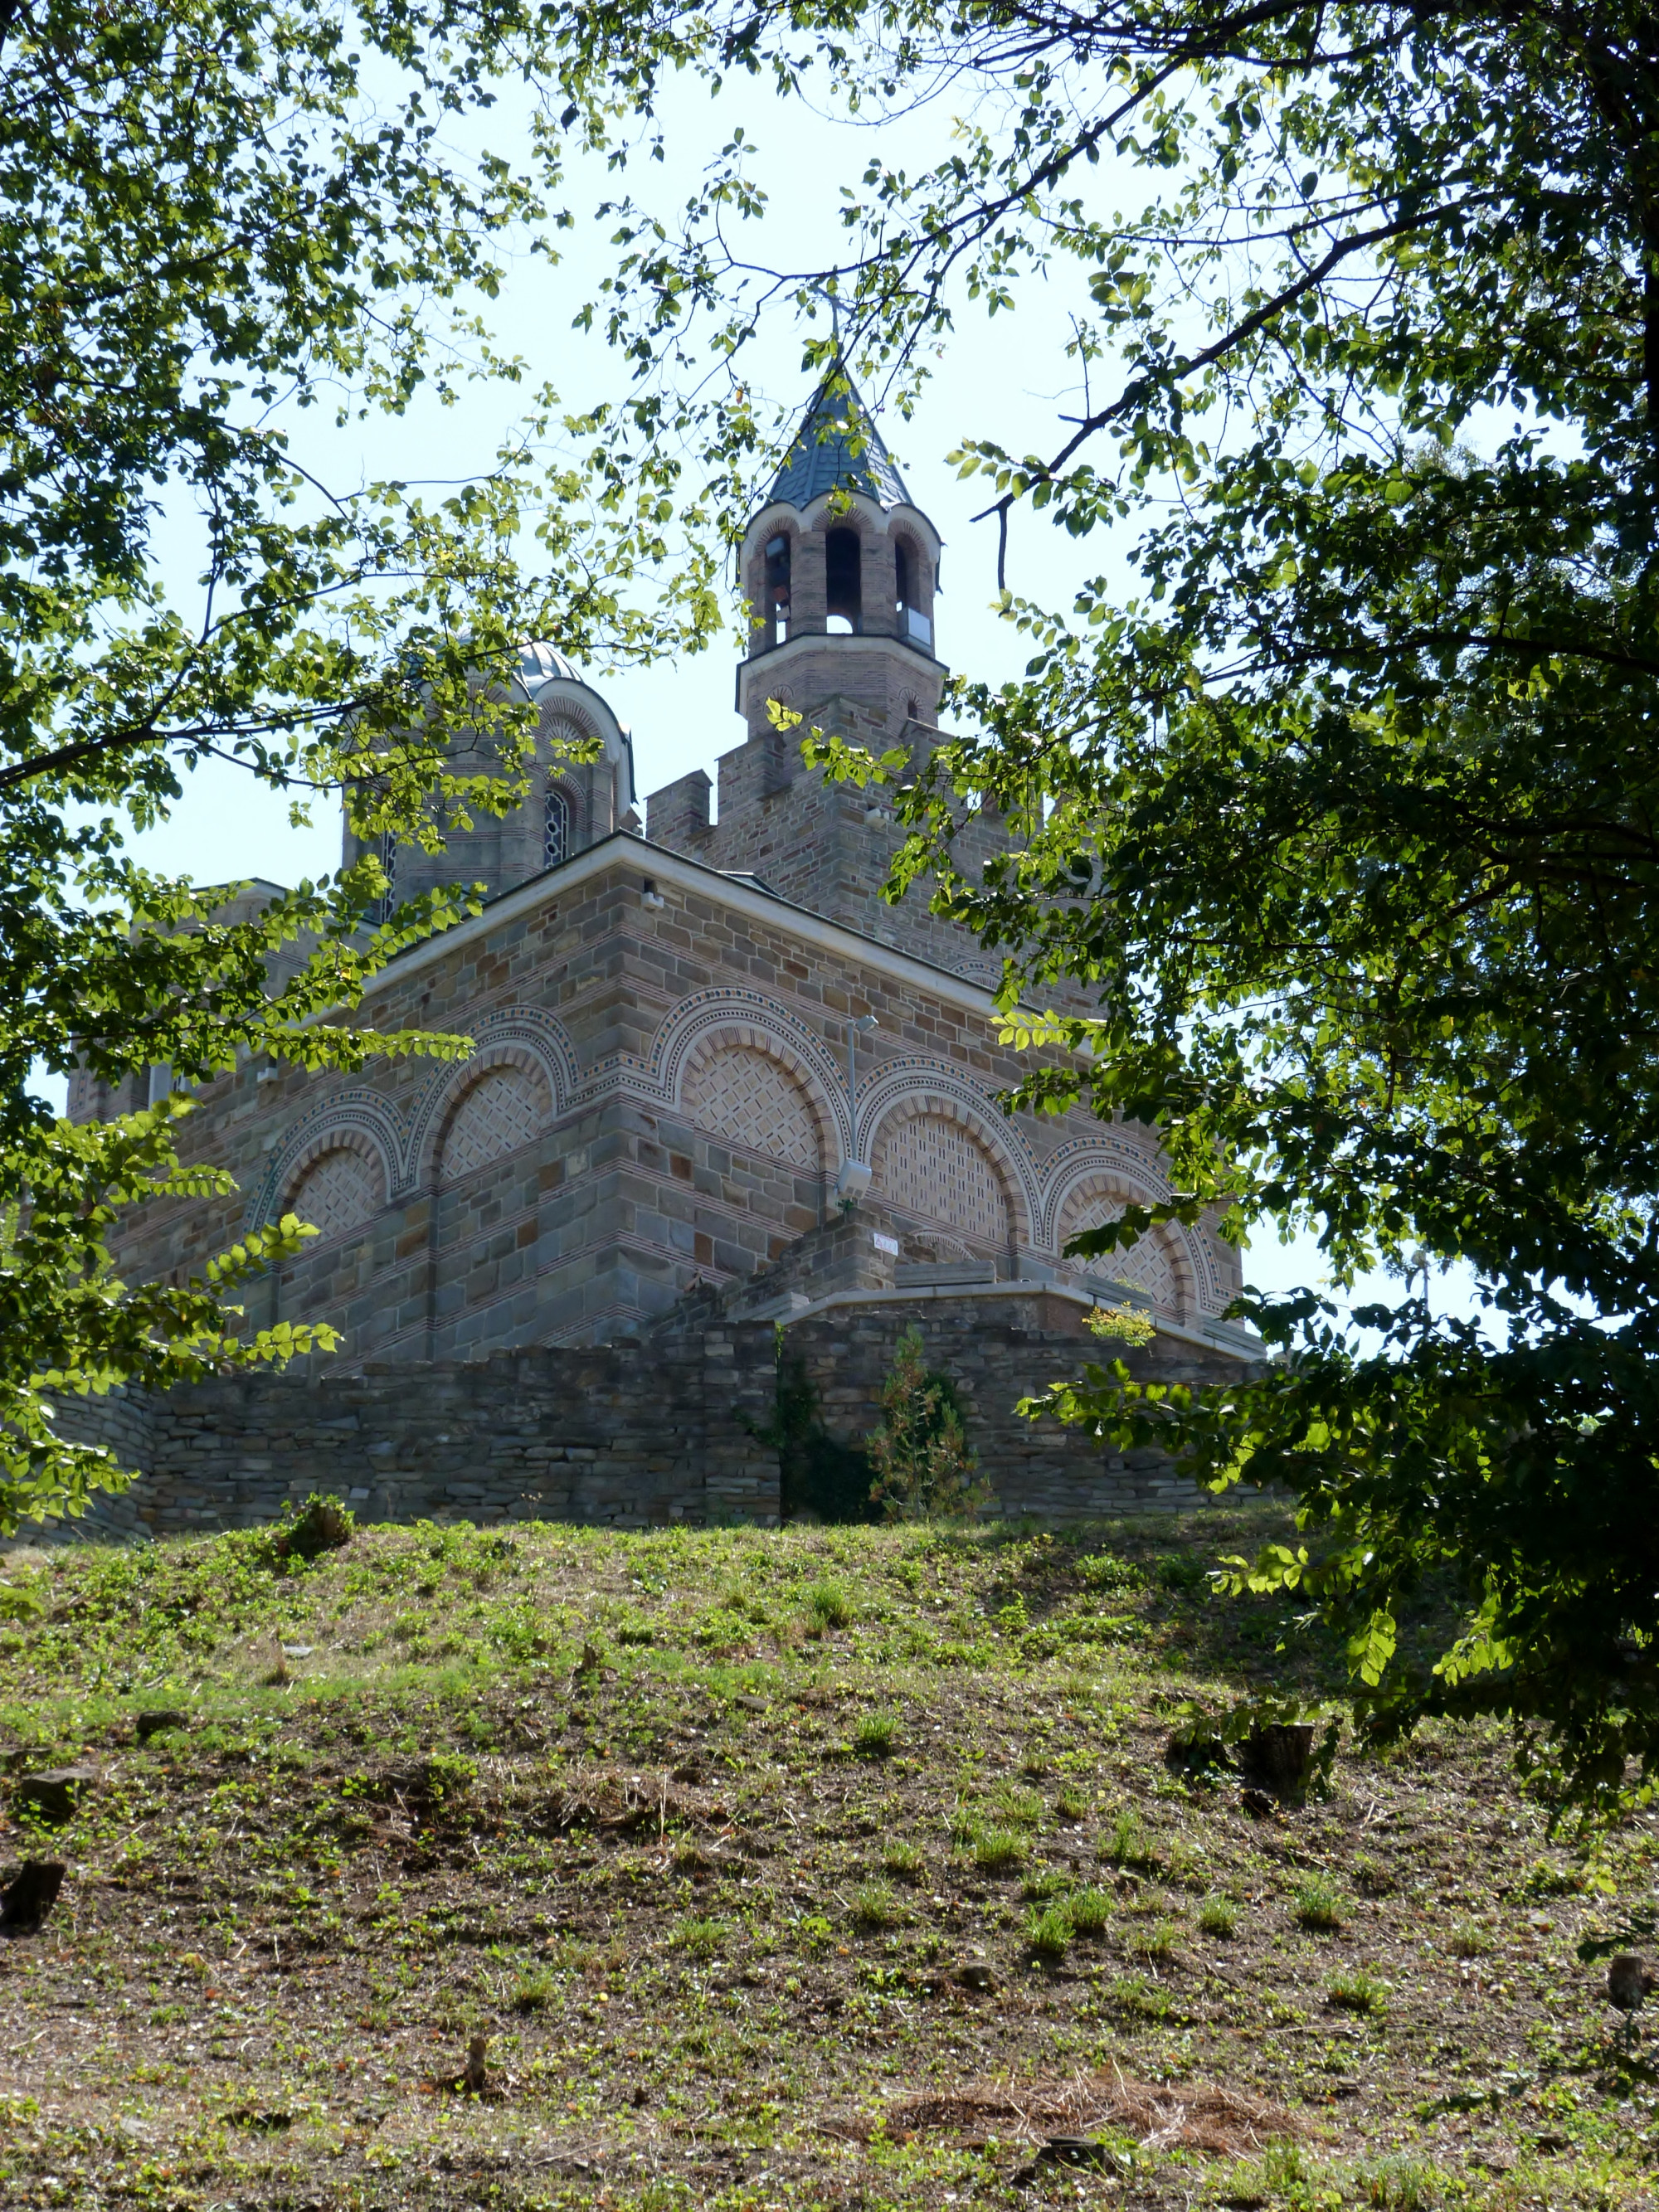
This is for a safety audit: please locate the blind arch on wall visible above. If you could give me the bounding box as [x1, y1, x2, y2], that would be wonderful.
[684, 1039, 822, 1170]
[873, 1108, 1010, 1246]
[440, 1064, 550, 1184]
[285, 1143, 382, 1245]
[1055, 1178, 1194, 1315]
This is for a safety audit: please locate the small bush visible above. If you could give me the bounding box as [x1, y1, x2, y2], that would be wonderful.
[1447, 1919, 1491, 1958]
[1328, 1966, 1389, 2017]
[1068, 1886, 1114, 1936]
[1100, 1806, 1155, 1867]
[1019, 1748, 1048, 1778]
[1154, 1553, 1207, 1592]
[672, 1917, 726, 1959]
[853, 1709, 900, 1757]
[882, 1840, 924, 1884]
[1078, 1552, 1146, 1594]
[1199, 1891, 1239, 1937]
[866, 1325, 994, 1521]
[1022, 1865, 1068, 1901]
[270, 1492, 354, 1565]
[806, 1579, 854, 1631]
[971, 1824, 1027, 1872]
[853, 1882, 900, 1929]
[1056, 1786, 1090, 1821]
[1293, 1872, 1346, 1931]
[1026, 1903, 1073, 1957]
[512, 1970, 557, 2013]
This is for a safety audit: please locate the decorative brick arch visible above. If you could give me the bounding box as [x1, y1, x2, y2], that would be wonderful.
[856, 1062, 1040, 1247]
[410, 1023, 571, 1189]
[275, 1126, 388, 1247]
[246, 1094, 402, 1234]
[1050, 1168, 1199, 1317]
[863, 1085, 1035, 1252]
[646, 991, 852, 1163]
[436, 1057, 552, 1186]
[680, 1031, 826, 1173]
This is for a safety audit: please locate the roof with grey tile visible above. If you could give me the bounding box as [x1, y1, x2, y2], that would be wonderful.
[768, 373, 912, 511]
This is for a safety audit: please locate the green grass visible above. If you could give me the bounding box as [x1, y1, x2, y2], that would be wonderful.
[1025, 1902, 1073, 1957]
[852, 1881, 901, 1929]
[969, 1822, 1027, 1872]
[1100, 1803, 1155, 1867]
[1447, 1918, 1491, 1957]
[1292, 1870, 1346, 1930]
[1328, 1966, 1389, 2018]
[1198, 1889, 1240, 1937]
[805, 1578, 854, 1630]
[881, 1839, 924, 1884]
[852, 1708, 900, 1757]
[0, 1504, 1632, 2212]
[1068, 1885, 1115, 1936]
[672, 1916, 727, 1959]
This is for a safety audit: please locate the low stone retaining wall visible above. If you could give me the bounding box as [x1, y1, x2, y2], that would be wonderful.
[35, 1294, 1239, 1541]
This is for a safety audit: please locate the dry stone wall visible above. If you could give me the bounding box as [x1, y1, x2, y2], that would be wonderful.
[31, 1295, 1233, 1543]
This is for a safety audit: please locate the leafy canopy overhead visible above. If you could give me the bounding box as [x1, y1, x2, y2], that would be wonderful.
[561, 0, 1659, 1816]
[0, 0, 745, 1533]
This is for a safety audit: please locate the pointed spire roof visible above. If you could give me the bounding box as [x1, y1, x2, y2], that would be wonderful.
[768, 371, 913, 512]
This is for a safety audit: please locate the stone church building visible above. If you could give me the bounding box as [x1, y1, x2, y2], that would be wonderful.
[64, 381, 1256, 1534]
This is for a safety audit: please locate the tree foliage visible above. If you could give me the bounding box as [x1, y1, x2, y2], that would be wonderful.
[866, 1325, 990, 1523]
[0, 0, 733, 1532]
[554, 0, 1659, 1815]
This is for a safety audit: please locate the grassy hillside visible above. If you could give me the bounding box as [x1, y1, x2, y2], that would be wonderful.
[1, 1506, 1655, 2210]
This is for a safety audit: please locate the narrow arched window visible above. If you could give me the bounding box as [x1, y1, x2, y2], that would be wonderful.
[764, 533, 791, 645]
[544, 785, 572, 868]
[377, 829, 397, 926]
[825, 527, 861, 632]
[894, 535, 931, 646]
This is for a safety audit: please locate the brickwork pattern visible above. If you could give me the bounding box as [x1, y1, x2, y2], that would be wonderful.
[876, 1112, 1009, 1243]
[289, 1146, 379, 1242]
[441, 1067, 549, 1181]
[31, 1290, 1242, 1544]
[1059, 1189, 1185, 1310]
[686, 1045, 819, 1169]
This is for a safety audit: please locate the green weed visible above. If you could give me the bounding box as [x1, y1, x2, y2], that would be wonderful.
[853, 1882, 900, 1929]
[1100, 1805, 1155, 1867]
[672, 1917, 726, 1959]
[1025, 1902, 1072, 1957]
[1292, 1871, 1345, 1930]
[882, 1840, 924, 1884]
[1068, 1886, 1114, 1936]
[806, 1580, 854, 1631]
[971, 1824, 1026, 1872]
[1199, 1891, 1239, 1937]
[1327, 1966, 1389, 2016]
[853, 1709, 900, 1757]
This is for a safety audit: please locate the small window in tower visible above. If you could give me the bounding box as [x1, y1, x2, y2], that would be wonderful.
[545, 786, 572, 868]
[764, 533, 791, 644]
[376, 829, 397, 926]
[825, 527, 861, 634]
[895, 534, 931, 647]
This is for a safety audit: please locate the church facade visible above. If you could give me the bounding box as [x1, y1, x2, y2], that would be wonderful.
[72, 382, 1254, 1382]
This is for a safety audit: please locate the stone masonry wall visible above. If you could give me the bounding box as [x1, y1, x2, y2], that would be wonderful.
[26, 1295, 1238, 1543]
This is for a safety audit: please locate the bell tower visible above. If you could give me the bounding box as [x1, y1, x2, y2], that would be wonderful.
[734, 371, 946, 749]
[645, 374, 1009, 984]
